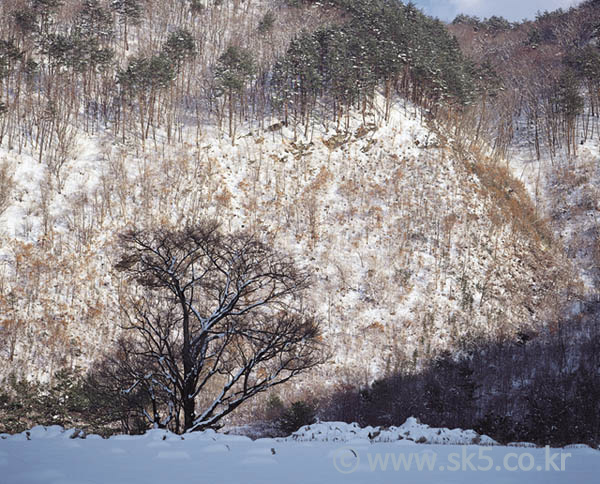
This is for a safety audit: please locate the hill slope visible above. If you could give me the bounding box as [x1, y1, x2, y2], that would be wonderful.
[0, 93, 572, 385]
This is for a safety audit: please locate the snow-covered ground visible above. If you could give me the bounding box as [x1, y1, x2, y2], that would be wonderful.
[2, 422, 599, 484]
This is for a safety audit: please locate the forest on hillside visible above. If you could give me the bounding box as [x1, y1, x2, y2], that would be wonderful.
[0, 0, 599, 446]
[1, 0, 597, 179]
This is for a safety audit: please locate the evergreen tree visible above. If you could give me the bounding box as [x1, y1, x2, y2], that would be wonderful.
[162, 29, 196, 71]
[214, 45, 255, 137]
[272, 31, 322, 126]
[452, 14, 482, 28]
[554, 69, 583, 155]
[117, 54, 175, 144]
[75, 0, 114, 42]
[111, 0, 144, 50]
[277, 401, 317, 435]
[257, 11, 276, 35]
[0, 40, 22, 81]
[272, 0, 477, 118]
[483, 16, 513, 32]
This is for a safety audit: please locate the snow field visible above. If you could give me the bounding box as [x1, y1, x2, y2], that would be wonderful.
[2, 421, 599, 484]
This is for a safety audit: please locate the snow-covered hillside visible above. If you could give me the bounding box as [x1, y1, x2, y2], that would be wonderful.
[2, 422, 598, 484]
[0, 95, 572, 387]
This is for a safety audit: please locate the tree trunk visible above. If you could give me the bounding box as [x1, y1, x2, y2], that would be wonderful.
[180, 288, 196, 432]
[183, 390, 196, 431]
[228, 88, 233, 140]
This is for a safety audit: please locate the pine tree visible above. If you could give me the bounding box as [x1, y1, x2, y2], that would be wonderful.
[111, 0, 143, 50]
[214, 45, 255, 138]
[162, 29, 196, 71]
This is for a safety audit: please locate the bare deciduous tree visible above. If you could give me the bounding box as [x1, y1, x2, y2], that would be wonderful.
[113, 222, 323, 433]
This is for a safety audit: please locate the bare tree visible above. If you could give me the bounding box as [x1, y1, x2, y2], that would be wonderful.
[113, 222, 323, 433]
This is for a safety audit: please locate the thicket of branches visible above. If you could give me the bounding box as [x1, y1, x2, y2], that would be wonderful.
[0, 368, 121, 436]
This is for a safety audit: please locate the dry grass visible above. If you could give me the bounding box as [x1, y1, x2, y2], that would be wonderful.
[0, 159, 15, 216]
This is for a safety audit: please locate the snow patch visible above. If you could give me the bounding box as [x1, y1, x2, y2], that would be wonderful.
[287, 418, 498, 446]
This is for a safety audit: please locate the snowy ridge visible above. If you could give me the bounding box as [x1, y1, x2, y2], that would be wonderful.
[287, 417, 498, 445]
[1, 418, 499, 446]
[0, 424, 250, 443]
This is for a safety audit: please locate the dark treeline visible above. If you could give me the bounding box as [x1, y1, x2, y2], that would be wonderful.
[321, 310, 600, 447]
